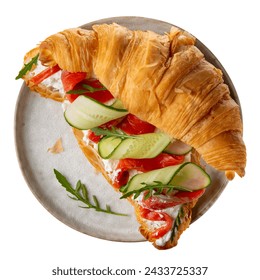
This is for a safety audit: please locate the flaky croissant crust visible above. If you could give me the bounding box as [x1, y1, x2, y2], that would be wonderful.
[72, 128, 199, 249]
[38, 23, 246, 178]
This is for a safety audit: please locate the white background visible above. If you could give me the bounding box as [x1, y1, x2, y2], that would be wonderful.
[1, 0, 259, 279]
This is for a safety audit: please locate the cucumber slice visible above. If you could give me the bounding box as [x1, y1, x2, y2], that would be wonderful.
[64, 95, 128, 130]
[164, 139, 192, 155]
[125, 165, 181, 193]
[98, 136, 123, 158]
[170, 163, 211, 190]
[98, 133, 171, 159]
[121, 163, 211, 197]
[111, 99, 125, 109]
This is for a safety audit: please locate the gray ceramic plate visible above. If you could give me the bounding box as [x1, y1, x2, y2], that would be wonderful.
[15, 16, 239, 242]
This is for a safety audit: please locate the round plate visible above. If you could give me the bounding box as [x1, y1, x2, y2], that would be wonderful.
[15, 16, 239, 242]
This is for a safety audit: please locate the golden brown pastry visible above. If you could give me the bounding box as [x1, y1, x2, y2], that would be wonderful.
[39, 28, 98, 73]
[37, 23, 246, 178]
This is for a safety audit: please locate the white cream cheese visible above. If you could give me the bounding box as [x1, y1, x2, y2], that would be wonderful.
[101, 159, 121, 181]
[31, 60, 46, 75]
[155, 228, 174, 247]
[33, 61, 65, 95]
[155, 205, 181, 247]
[81, 130, 98, 150]
[137, 203, 182, 247]
[41, 71, 64, 94]
[135, 192, 183, 247]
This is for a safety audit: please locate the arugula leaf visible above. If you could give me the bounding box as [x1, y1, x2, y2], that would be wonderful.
[120, 181, 192, 200]
[82, 83, 107, 92]
[170, 206, 184, 242]
[66, 89, 89, 95]
[15, 54, 39, 80]
[91, 127, 137, 139]
[54, 169, 127, 216]
[66, 83, 107, 95]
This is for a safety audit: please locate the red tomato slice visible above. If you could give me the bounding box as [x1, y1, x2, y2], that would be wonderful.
[113, 170, 129, 189]
[88, 118, 122, 144]
[117, 114, 155, 135]
[87, 130, 102, 143]
[30, 64, 61, 85]
[139, 207, 173, 239]
[61, 71, 86, 92]
[78, 86, 114, 103]
[116, 153, 184, 173]
[87, 118, 124, 144]
[141, 189, 205, 210]
[63, 74, 114, 103]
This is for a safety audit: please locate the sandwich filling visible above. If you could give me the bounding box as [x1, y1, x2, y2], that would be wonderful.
[25, 60, 211, 247]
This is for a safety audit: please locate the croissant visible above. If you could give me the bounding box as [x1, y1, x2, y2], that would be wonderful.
[37, 23, 246, 178]
[18, 22, 246, 249]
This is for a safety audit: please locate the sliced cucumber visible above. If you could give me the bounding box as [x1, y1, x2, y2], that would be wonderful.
[125, 165, 180, 193]
[98, 136, 123, 158]
[164, 139, 192, 155]
[121, 163, 211, 197]
[98, 133, 171, 159]
[111, 99, 125, 109]
[64, 95, 128, 130]
[170, 163, 210, 190]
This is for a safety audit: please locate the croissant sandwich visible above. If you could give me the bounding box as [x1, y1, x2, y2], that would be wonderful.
[16, 23, 246, 249]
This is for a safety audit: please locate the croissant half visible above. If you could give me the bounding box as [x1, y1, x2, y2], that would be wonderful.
[72, 128, 198, 249]
[20, 23, 246, 249]
[36, 23, 246, 178]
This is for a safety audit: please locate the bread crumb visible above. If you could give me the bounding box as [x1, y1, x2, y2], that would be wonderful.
[225, 170, 235, 180]
[47, 138, 64, 154]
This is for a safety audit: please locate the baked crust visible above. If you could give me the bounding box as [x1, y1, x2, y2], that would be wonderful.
[72, 129, 115, 187]
[36, 23, 246, 178]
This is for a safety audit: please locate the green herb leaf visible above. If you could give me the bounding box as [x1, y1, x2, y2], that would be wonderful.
[66, 89, 89, 95]
[66, 83, 107, 95]
[91, 127, 136, 139]
[120, 181, 192, 200]
[170, 206, 184, 242]
[54, 169, 127, 216]
[93, 195, 100, 209]
[15, 54, 39, 80]
[82, 83, 107, 92]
